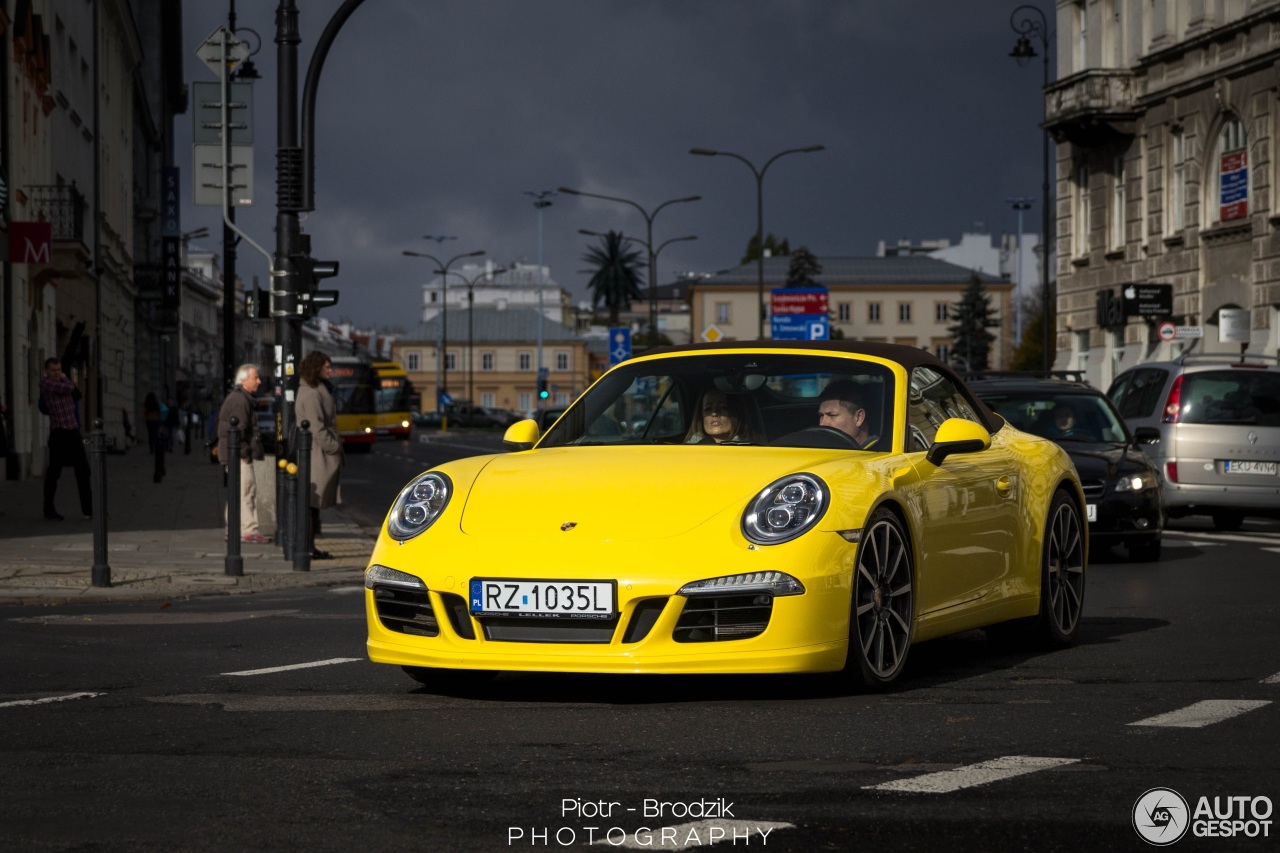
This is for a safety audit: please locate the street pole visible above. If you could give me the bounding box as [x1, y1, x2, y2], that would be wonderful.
[223, 0, 240, 396]
[403, 248, 484, 416]
[526, 190, 555, 408]
[689, 145, 825, 339]
[1008, 196, 1032, 357]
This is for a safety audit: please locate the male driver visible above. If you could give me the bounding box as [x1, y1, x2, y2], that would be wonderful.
[216, 364, 268, 542]
[817, 380, 879, 449]
[40, 357, 92, 520]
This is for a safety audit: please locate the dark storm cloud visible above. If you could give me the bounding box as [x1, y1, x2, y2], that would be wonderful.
[179, 1, 1049, 330]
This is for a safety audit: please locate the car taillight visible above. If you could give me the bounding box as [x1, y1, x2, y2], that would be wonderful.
[1162, 375, 1183, 423]
[1166, 462, 1178, 483]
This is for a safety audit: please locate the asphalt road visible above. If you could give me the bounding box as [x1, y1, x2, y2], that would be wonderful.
[2, 433, 1278, 851]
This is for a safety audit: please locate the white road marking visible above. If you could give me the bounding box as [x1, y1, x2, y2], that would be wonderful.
[864, 755, 1079, 794]
[1264, 547, 1280, 555]
[0, 691, 103, 708]
[1128, 699, 1272, 728]
[220, 657, 361, 677]
[1263, 672, 1280, 684]
[328, 586, 366, 595]
[1164, 530, 1280, 545]
[590, 820, 794, 849]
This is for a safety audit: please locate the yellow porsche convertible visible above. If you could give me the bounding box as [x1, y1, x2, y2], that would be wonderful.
[365, 342, 1086, 688]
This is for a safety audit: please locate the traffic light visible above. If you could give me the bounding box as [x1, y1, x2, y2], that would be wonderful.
[538, 376, 549, 400]
[295, 253, 341, 317]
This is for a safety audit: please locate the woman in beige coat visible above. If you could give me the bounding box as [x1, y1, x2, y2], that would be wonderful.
[295, 351, 343, 559]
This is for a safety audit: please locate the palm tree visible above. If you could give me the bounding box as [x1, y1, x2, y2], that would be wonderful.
[581, 230, 645, 324]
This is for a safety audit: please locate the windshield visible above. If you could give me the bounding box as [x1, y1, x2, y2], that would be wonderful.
[538, 353, 896, 450]
[980, 390, 1129, 443]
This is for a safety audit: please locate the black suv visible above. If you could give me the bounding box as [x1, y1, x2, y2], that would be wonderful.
[972, 376, 1163, 562]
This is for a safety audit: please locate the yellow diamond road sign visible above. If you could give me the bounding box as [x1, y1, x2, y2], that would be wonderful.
[196, 27, 249, 78]
[702, 324, 723, 343]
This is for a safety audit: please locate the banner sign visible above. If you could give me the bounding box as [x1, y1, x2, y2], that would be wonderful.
[9, 221, 51, 264]
[1121, 283, 1172, 319]
[162, 167, 180, 237]
[162, 236, 182, 310]
[1220, 150, 1248, 222]
[770, 287, 828, 315]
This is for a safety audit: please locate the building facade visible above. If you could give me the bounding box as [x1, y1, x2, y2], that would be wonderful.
[1050, 0, 1280, 387]
[687, 255, 1013, 369]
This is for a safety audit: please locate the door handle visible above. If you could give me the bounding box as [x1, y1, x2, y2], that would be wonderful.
[996, 475, 1013, 497]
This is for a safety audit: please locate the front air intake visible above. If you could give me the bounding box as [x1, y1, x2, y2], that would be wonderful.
[673, 593, 773, 642]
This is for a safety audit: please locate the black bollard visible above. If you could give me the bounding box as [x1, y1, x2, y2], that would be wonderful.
[293, 420, 312, 572]
[224, 417, 243, 577]
[276, 456, 290, 559]
[282, 461, 297, 562]
[90, 419, 111, 587]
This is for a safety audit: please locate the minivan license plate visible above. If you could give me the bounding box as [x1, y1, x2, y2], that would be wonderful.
[1224, 460, 1278, 476]
[470, 579, 615, 619]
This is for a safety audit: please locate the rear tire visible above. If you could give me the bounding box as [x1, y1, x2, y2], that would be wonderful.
[1037, 492, 1086, 645]
[846, 507, 915, 687]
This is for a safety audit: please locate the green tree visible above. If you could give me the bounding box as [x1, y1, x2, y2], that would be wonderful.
[580, 230, 645, 324]
[948, 272, 1000, 374]
[740, 233, 791, 265]
[785, 246, 822, 288]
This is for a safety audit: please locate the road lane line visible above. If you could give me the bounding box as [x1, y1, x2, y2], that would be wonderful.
[1128, 699, 1271, 728]
[0, 691, 104, 708]
[1260, 672, 1280, 684]
[590, 820, 794, 849]
[220, 657, 361, 676]
[864, 755, 1078, 794]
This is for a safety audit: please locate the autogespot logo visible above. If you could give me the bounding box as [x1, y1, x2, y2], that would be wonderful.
[1134, 787, 1191, 845]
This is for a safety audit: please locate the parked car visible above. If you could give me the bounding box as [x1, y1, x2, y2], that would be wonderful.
[365, 341, 1087, 690]
[972, 376, 1163, 562]
[1106, 353, 1280, 531]
[411, 409, 442, 429]
[447, 404, 516, 428]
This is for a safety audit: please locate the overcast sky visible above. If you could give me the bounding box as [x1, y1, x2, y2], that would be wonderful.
[177, 1, 1051, 332]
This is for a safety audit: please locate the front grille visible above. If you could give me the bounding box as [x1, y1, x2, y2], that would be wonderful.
[482, 617, 618, 644]
[438, 593, 476, 639]
[372, 585, 439, 637]
[673, 593, 773, 643]
[1080, 478, 1106, 499]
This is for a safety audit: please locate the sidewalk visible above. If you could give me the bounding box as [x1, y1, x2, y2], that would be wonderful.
[0, 442, 374, 606]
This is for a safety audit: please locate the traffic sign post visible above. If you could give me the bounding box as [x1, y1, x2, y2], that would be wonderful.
[609, 327, 632, 366]
[1157, 321, 1177, 343]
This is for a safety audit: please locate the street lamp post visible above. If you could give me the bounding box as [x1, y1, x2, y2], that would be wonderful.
[403, 246, 484, 416]
[1007, 196, 1033, 352]
[558, 187, 700, 348]
[525, 191, 555, 407]
[439, 266, 506, 411]
[689, 145, 825, 339]
[1009, 4, 1053, 373]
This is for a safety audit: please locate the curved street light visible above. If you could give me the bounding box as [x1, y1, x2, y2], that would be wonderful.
[403, 247, 484, 419]
[1009, 4, 1052, 372]
[689, 145, 824, 338]
[559, 187, 700, 347]
[524, 190, 556, 407]
[440, 266, 507, 410]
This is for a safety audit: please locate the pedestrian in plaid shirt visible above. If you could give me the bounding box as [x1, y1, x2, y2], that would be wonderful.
[39, 357, 91, 521]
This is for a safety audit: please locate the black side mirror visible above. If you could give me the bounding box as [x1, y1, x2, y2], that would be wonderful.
[1133, 426, 1160, 446]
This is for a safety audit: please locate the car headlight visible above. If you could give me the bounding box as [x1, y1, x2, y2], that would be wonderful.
[387, 472, 453, 541]
[1115, 473, 1155, 492]
[741, 473, 828, 545]
[679, 571, 805, 597]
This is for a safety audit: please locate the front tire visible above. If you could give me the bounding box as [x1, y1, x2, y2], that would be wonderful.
[1038, 492, 1086, 645]
[848, 507, 915, 686]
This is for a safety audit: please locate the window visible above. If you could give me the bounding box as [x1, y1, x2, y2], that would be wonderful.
[554, 391, 570, 406]
[837, 302, 851, 322]
[518, 351, 532, 371]
[935, 303, 948, 323]
[898, 302, 912, 323]
[716, 302, 731, 324]
[518, 392, 532, 411]
[405, 352, 420, 372]
[906, 366, 983, 451]
[1110, 154, 1126, 250]
[481, 352, 494, 372]
[1075, 163, 1091, 256]
[1075, 1, 1088, 72]
[868, 302, 882, 323]
[934, 342, 952, 362]
[481, 392, 495, 407]
[1216, 116, 1248, 223]
[1168, 129, 1186, 233]
[555, 351, 569, 371]
[445, 352, 457, 372]
[1108, 367, 1168, 419]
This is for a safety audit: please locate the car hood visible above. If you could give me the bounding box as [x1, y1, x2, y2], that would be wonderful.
[459, 445, 843, 541]
[1060, 441, 1149, 480]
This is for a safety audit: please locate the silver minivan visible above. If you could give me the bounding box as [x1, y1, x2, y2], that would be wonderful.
[1106, 354, 1280, 529]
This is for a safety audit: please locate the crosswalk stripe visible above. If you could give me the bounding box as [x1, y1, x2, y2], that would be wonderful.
[864, 755, 1078, 794]
[1128, 699, 1271, 728]
[1260, 672, 1280, 684]
[220, 657, 361, 677]
[0, 691, 104, 708]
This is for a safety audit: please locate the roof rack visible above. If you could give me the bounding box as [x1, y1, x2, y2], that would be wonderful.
[1173, 351, 1279, 366]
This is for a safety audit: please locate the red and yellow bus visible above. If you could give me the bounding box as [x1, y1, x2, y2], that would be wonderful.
[329, 357, 378, 449]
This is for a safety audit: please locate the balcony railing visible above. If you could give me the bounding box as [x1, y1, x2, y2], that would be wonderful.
[1045, 69, 1138, 146]
[26, 183, 86, 242]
